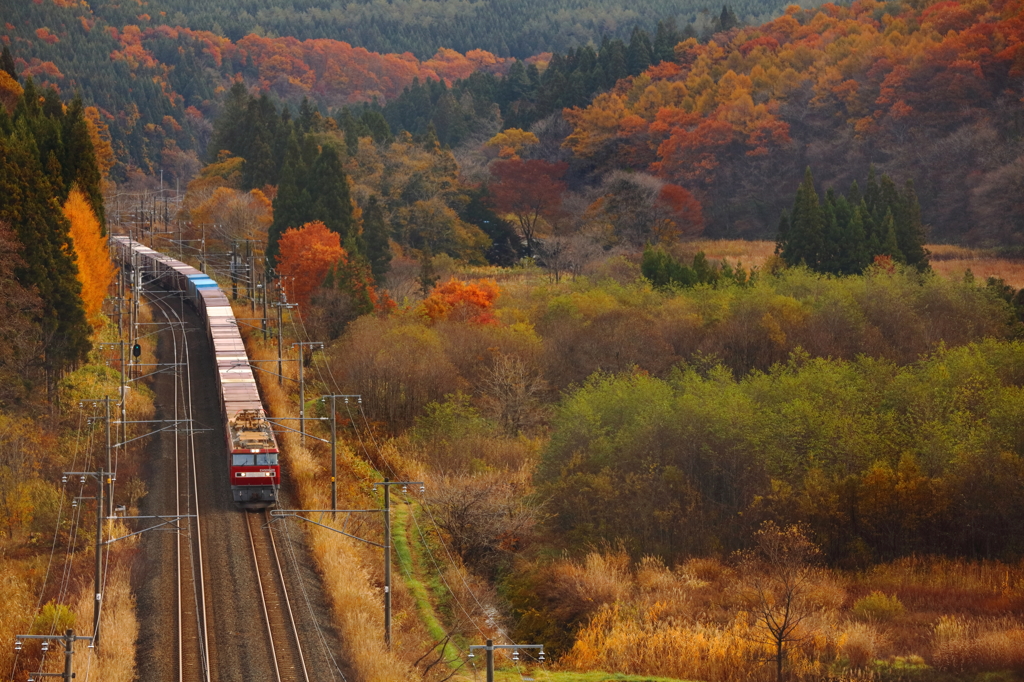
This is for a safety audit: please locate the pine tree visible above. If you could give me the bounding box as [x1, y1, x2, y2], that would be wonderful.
[61, 96, 105, 227]
[363, 195, 392, 284]
[878, 209, 902, 261]
[819, 191, 843, 274]
[208, 81, 249, 161]
[310, 145, 358, 252]
[0, 46, 16, 80]
[0, 134, 91, 381]
[779, 168, 824, 269]
[834, 195, 869, 275]
[895, 179, 929, 271]
[627, 27, 654, 75]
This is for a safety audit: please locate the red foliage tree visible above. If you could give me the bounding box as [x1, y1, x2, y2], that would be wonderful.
[487, 159, 568, 255]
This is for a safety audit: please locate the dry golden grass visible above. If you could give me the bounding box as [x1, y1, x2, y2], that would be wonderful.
[70, 546, 138, 681]
[543, 551, 1024, 682]
[0, 559, 37, 679]
[682, 239, 778, 268]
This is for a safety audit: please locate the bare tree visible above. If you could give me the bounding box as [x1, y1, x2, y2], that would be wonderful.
[482, 353, 545, 436]
[425, 471, 539, 577]
[740, 522, 819, 682]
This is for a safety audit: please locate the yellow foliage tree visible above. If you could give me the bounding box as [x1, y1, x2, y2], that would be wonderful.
[485, 128, 539, 159]
[0, 71, 23, 115]
[64, 187, 115, 329]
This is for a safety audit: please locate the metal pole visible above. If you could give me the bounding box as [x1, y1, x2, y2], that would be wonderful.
[486, 639, 494, 682]
[120, 342, 126, 473]
[384, 479, 391, 649]
[262, 268, 268, 340]
[94, 469, 104, 646]
[277, 303, 283, 386]
[298, 343, 305, 447]
[63, 628, 74, 682]
[330, 397, 337, 513]
[105, 397, 113, 517]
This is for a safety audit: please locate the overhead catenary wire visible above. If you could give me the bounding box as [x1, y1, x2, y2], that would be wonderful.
[288, 293, 508, 647]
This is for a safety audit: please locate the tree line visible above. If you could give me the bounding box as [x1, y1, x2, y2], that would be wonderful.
[776, 168, 929, 275]
[0, 69, 104, 396]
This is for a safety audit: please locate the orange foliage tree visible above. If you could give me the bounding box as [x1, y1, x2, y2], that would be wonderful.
[422, 278, 500, 325]
[276, 221, 346, 309]
[277, 220, 393, 318]
[63, 187, 114, 329]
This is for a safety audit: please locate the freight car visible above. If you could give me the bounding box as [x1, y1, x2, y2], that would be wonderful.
[111, 235, 279, 509]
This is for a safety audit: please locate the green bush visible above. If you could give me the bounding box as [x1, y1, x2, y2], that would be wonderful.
[853, 591, 905, 622]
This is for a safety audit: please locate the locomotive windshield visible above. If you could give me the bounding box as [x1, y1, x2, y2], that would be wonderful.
[232, 453, 279, 466]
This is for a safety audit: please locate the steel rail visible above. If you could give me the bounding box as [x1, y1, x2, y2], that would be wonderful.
[245, 511, 310, 682]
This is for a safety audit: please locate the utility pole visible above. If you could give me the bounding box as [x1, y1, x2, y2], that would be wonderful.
[272, 300, 297, 385]
[13, 629, 92, 681]
[271, 477, 424, 650]
[81, 398, 115, 517]
[291, 342, 324, 446]
[63, 468, 107, 644]
[262, 267, 269, 340]
[468, 641, 545, 682]
[321, 395, 361, 513]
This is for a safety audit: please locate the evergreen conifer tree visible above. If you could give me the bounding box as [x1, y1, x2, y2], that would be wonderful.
[0, 46, 16, 80]
[895, 179, 929, 271]
[61, 96, 105, 227]
[363, 195, 392, 284]
[878, 210, 902, 261]
[0, 134, 90, 381]
[779, 168, 824, 268]
[310, 145, 358, 252]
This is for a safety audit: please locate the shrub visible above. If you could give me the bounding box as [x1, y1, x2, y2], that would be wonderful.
[853, 591, 905, 622]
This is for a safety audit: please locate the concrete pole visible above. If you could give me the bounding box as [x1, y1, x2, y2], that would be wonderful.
[298, 343, 305, 447]
[328, 397, 337, 513]
[105, 397, 113, 517]
[63, 629, 74, 681]
[384, 479, 392, 650]
[93, 469, 104, 646]
[277, 303, 284, 386]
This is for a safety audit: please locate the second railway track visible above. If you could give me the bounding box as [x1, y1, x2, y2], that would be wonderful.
[246, 510, 310, 682]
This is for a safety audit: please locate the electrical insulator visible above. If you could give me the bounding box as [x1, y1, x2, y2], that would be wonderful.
[61, 476, 68, 484]
[539, 650, 545, 662]
[467, 652, 475, 659]
[14, 640, 21, 651]
[419, 485, 426, 494]
[512, 649, 519, 662]
[402, 485, 408, 495]
[40, 641, 48, 653]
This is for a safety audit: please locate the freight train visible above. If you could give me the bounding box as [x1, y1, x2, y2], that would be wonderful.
[111, 235, 279, 509]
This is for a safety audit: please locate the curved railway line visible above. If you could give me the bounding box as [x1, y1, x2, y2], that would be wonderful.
[144, 283, 212, 682]
[128, 239, 345, 681]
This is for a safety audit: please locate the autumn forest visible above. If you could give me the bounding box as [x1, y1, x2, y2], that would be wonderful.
[5, 0, 1024, 679]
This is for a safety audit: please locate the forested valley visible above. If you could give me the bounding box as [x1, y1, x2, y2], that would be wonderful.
[5, 0, 1024, 680]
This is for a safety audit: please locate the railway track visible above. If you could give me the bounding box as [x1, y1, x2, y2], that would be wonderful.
[146, 284, 211, 682]
[246, 510, 310, 682]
